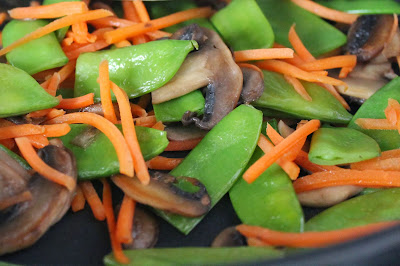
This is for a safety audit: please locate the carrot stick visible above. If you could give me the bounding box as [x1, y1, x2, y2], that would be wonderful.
[385, 99, 400, 127]
[71, 185, 86, 212]
[46, 112, 134, 177]
[80, 181, 106, 221]
[301, 55, 357, 71]
[26, 135, 49, 149]
[132, 0, 151, 23]
[9, 2, 88, 19]
[295, 150, 342, 173]
[288, 24, 315, 63]
[0, 9, 113, 56]
[130, 103, 147, 118]
[56, 93, 94, 109]
[45, 72, 61, 96]
[273, 43, 306, 67]
[122, 0, 141, 22]
[243, 120, 321, 184]
[236, 222, 398, 248]
[0, 12, 7, 25]
[27, 109, 52, 119]
[351, 149, 400, 171]
[355, 118, 396, 130]
[234, 48, 294, 62]
[115, 195, 136, 244]
[165, 137, 203, 151]
[311, 70, 329, 76]
[152, 121, 165, 131]
[15, 137, 76, 191]
[46, 108, 66, 120]
[284, 74, 312, 101]
[104, 7, 213, 44]
[291, 0, 358, 24]
[70, 22, 96, 44]
[319, 83, 350, 111]
[101, 179, 130, 264]
[63, 39, 109, 60]
[98, 60, 118, 124]
[338, 66, 354, 79]
[115, 40, 132, 48]
[134, 116, 157, 128]
[0, 124, 45, 140]
[43, 124, 71, 137]
[146, 156, 183, 170]
[111, 82, 150, 185]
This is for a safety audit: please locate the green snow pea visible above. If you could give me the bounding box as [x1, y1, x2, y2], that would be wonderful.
[256, 0, 347, 57]
[0, 144, 30, 170]
[211, 0, 274, 50]
[0, 63, 60, 118]
[305, 188, 400, 231]
[315, 0, 400, 14]
[308, 127, 381, 165]
[348, 77, 400, 151]
[104, 247, 283, 266]
[2, 20, 68, 75]
[155, 105, 263, 234]
[74, 40, 197, 102]
[230, 147, 304, 232]
[153, 90, 205, 123]
[253, 70, 353, 124]
[58, 124, 168, 180]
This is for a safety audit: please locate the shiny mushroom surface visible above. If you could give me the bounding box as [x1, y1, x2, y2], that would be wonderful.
[239, 65, 265, 104]
[211, 226, 246, 247]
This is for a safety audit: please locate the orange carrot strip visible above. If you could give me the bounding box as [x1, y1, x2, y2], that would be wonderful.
[115, 40, 132, 48]
[111, 82, 150, 185]
[9, 2, 88, 19]
[311, 70, 329, 76]
[301, 55, 357, 71]
[104, 7, 213, 44]
[288, 24, 315, 63]
[338, 66, 354, 79]
[237, 222, 398, 248]
[43, 124, 71, 137]
[133, 0, 151, 22]
[26, 108, 52, 118]
[45, 72, 61, 96]
[152, 121, 165, 131]
[234, 48, 294, 62]
[63, 39, 109, 60]
[0, 12, 7, 25]
[274, 43, 306, 67]
[98, 60, 118, 124]
[122, 0, 141, 22]
[71, 185, 86, 212]
[165, 138, 203, 151]
[295, 150, 342, 173]
[80, 181, 106, 221]
[70, 22, 96, 44]
[0, 124, 45, 140]
[385, 99, 400, 128]
[243, 120, 321, 183]
[59, 60, 77, 82]
[46, 112, 134, 177]
[146, 156, 183, 170]
[145, 30, 172, 40]
[26, 135, 49, 149]
[134, 116, 157, 128]
[291, 0, 358, 24]
[378, 148, 400, 159]
[46, 108, 66, 120]
[355, 118, 396, 130]
[351, 157, 400, 171]
[137, 94, 151, 109]
[284, 75, 312, 101]
[115, 195, 136, 244]
[102, 179, 130, 264]
[130, 103, 147, 118]
[0, 9, 113, 56]
[56, 93, 94, 109]
[15, 137, 75, 191]
[319, 83, 350, 111]
[247, 237, 270, 247]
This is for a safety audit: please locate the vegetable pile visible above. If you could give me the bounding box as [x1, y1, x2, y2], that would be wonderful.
[1, 0, 400, 265]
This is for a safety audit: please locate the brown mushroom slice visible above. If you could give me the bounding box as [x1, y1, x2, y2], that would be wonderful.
[211, 226, 246, 247]
[165, 124, 207, 142]
[112, 171, 211, 217]
[347, 15, 395, 62]
[297, 185, 363, 208]
[152, 25, 243, 130]
[239, 65, 265, 104]
[0, 145, 77, 255]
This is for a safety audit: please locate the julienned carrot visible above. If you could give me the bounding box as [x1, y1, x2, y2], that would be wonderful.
[9, 2, 88, 19]
[291, 0, 358, 24]
[69, 22, 97, 44]
[130, 103, 147, 118]
[165, 138, 203, 151]
[26, 135, 49, 149]
[319, 83, 350, 111]
[311, 70, 328, 76]
[385, 99, 400, 126]
[273, 43, 306, 67]
[133, 0, 151, 23]
[256, 60, 347, 87]
[295, 150, 342, 173]
[80, 181, 106, 221]
[27, 109, 52, 118]
[101, 179, 130, 264]
[98, 60, 118, 124]
[111, 82, 150, 185]
[243, 120, 321, 184]
[284, 75, 312, 101]
[115, 40, 132, 48]
[237, 222, 398, 248]
[0, 124, 45, 140]
[56, 93, 94, 109]
[234, 48, 294, 62]
[46, 112, 134, 177]
[146, 156, 183, 170]
[152, 121, 165, 131]
[288, 24, 315, 63]
[71, 185, 86, 212]
[15, 137, 76, 191]
[45, 72, 61, 96]
[293, 169, 400, 193]
[43, 123, 71, 137]
[351, 149, 400, 171]
[338, 66, 354, 79]
[300, 55, 357, 71]
[355, 118, 396, 130]
[134, 116, 157, 127]
[0, 12, 7, 25]
[104, 7, 213, 44]
[46, 108, 66, 120]
[115, 195, 136, 244]
[63, 39, 109, 60]
[0, 9, 113, 56]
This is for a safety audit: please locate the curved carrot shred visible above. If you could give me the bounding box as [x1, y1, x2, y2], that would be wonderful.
[130, 103, 147, 118]
[56, 93, 94, 109]
[63, 39, 110, 60]
[355, 118, 396, 130]
[284, 74, 312, 101]
[0, 12, 7, 25]
[288, 24, 315, 63]
[0, 124, 45, 140]
[146, 156, 183, 170]
[45, 72, 61, 96]
[234, 48, 294, 62]
[115, 195, 136, 244]
[301, 55, 357, 71]
[80, 181, 106, 221]
[43, 123, 71, 137]
[98, 60, 118, 123]
[69, 22, 97, 44]
[26, 135, 49, 149]
[9, 2, 88, 19]
[71, 185, 86, 212]
[132, 0, 151, 23]
[165, 138, 203, 151]
[151, 121, 165, 131]
[351, 149, 400, 171]
[134, 116, 157, 128]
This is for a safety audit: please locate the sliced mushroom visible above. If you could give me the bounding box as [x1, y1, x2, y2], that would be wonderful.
[152, 24, 243, 130]
[165, 124, 207, 142]
[297, 185, 363, 207]
[112, 171, 211, 217]
[211, 226, 246, 247]
[0, 145, 77, 255]
[239, 65, 265, 104]
[78, 102, 120, 118]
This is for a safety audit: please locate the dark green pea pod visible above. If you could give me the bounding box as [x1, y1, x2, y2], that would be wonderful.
[315, 0, 400, 14]
[74, 40, 197, 102]
[153, 90, 205, 123]
[2, 20, 68, 75]
[230, 147, 304, 232]
[305, 188, 400, 231]
[256, 0, 347, 57]
[211, 0, 274, 50]
[0, 144, 30, 170]
[56, 88, 74, 99]
[359, 188, 383, 196]
[58, 124, 168, 180]
[155, 105, 263, 234]
[104, 247, 283, 266]
[308, 127, 381, 165]
[348, 77, 400, 151]
[0, 63, 60, 118]
[253, 70, 353, 124]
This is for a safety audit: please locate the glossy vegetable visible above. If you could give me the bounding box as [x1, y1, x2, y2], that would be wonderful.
[0, 144, 30, 170]
[315, 0, 400, 14]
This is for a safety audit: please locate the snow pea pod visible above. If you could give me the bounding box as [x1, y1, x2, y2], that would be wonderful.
[155, 105, 263, 234]
[305, 188, 400, 231]
[211, 0, 274, 50]
[230, 147, 304, 232]
[348, 77, 400, 151]
[58, 124, 168, 180]
[256, 0, 347, 57]
[74, 40, 197, 102]
[153, 90, 205, 123]
[253, 70, 353, 124]
[315, 0, 400, 14]
[0, 144, 30, 170]
[0, 63, 60, 118]
[308, 127, 381, 165]
[2, 20, 68, 75]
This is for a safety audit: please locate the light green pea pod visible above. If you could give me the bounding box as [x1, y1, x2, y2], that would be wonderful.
[315, 0, 400, 14]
